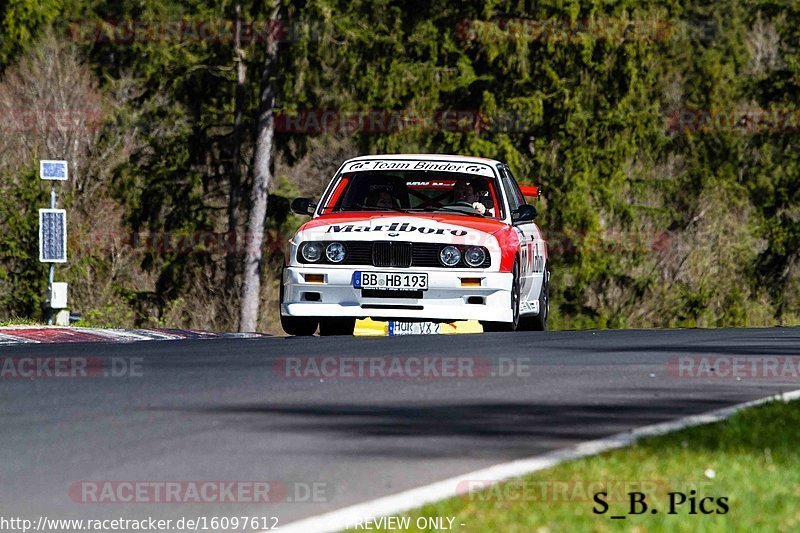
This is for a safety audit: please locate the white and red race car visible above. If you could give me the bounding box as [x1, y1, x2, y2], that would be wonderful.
[280, 154, 549, 335]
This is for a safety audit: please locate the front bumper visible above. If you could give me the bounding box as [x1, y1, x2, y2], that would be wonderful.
[281, 266, 513, 322]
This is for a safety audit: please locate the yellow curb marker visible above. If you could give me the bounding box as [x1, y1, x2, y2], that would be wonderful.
[353, 318, 388, 336]
[441, 320, 483, 335]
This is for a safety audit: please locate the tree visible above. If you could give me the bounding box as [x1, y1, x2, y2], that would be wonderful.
[225, 0, 248, 307]
[240, 2, 281, 332]
[0, 0, 60, 70]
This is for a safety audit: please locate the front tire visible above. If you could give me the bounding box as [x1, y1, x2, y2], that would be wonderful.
[521, 270, 549, 331]
[318, 318, 356, 336]
[281, 315, 318, 336]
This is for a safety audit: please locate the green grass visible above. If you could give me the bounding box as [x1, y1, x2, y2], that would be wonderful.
[0, 316, 41, 326]
[378, 399, 800, 533]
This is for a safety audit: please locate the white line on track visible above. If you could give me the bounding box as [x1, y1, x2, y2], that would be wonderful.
[273, 388, 800, 533]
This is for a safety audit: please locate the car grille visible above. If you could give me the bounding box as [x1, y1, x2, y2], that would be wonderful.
[411, 243, 449, 268]
[372, 242, 412, 268]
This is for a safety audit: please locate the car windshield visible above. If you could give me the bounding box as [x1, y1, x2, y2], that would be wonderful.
[319, 170, 505, 219]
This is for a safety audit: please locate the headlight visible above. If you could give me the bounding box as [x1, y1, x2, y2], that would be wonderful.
[439, 245, 461, 267]
[325, 242, 346, 263]
[301, 242, 323, 262]
[464, 246, 486, 267]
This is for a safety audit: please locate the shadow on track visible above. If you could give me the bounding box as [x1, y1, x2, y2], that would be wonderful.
[163, 398, 738, 458]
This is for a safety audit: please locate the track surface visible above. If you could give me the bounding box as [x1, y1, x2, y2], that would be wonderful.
[2, 327, 799, 528]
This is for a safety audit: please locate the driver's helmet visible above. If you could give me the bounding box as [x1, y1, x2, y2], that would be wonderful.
[366, 188, 398, 208]
[471, 180, 494, 210]
[452, 180, 477, 203]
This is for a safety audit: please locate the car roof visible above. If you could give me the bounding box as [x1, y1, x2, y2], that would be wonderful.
[343, 154, 503, 166]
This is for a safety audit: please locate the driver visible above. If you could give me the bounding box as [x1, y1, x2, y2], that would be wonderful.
[366, 189, 397, 209]
[451, 180, 487, 215]
[453, 181, 478, 203]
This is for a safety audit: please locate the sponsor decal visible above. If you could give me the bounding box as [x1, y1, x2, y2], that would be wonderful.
[325, 222, 469, 237]
[342, 160, 494, 177]
[406, 179, 457, 189]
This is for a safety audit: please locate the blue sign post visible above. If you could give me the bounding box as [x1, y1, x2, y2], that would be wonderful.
[39, 160, 69, 325]
[40, 160, 69, 181]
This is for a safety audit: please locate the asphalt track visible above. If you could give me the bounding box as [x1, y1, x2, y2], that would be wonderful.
[1, 327, 799, 530]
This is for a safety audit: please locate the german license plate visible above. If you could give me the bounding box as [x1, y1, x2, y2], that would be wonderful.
[353, 272, 428, 291]
[388, 321, 441, 335]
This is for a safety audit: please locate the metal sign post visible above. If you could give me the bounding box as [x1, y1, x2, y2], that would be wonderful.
[39, 160, 69, 325]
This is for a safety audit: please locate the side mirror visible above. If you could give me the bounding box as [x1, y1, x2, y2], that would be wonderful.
[291, 197, 316, 216]
[512, 204, 537, 223]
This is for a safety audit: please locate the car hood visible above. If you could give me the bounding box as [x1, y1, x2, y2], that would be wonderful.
[296, 213, 508, 244]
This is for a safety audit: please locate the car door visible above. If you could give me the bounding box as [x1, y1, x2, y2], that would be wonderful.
[500, 166, 543, 308]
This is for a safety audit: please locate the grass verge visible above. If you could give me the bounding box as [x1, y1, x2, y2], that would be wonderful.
[0, 317, 41, 326]
[377, 398, 800, 532]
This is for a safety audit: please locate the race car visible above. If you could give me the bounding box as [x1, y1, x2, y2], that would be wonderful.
[280, 154, 549, 335]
